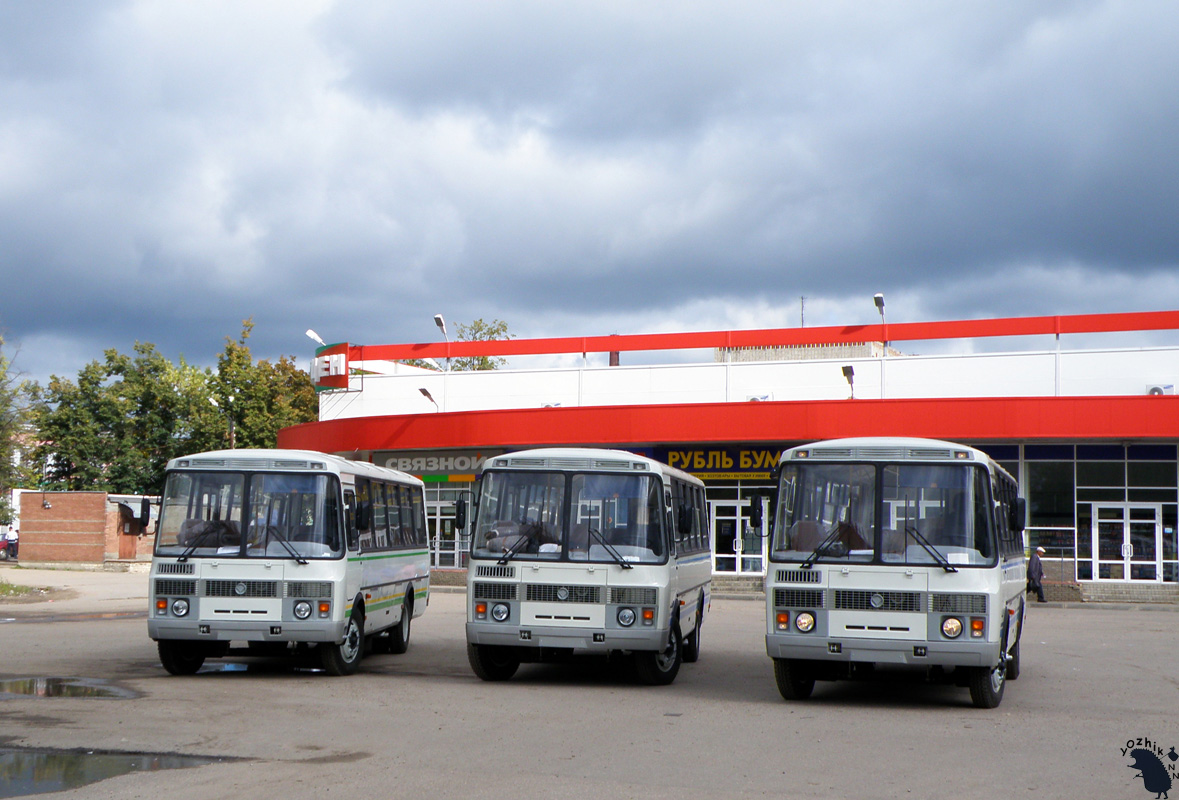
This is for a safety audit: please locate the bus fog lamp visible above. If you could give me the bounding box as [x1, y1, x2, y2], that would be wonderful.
[776, 611, 790, 631]
[491, 603, 510, 622]
[475, 602, 487, 620]
[641, 608, 655, 626]
[795, 612, 815, 633]
[156, 599, 168, 616]
[293, 600, 312, 620]
[970, 617, 985, 638]
[617, 607, 636, 627]
[170, 599, 190, 617]
[318, 602, 331, 618]
[942, 617, 963, 638]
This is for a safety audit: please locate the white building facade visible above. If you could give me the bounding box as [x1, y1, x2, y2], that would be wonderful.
[281, 310, 1179, 600]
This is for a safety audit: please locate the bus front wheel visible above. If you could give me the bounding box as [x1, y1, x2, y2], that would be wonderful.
[158, 640, 206, 676]
[322, 610, 364, 676]
[773, 658, 815, 700]
[635, 624, 682, 685]
[968, 662, 1005, 708]
[467, 644, 519, 681]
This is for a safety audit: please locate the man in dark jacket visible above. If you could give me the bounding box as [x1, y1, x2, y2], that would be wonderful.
[1027, 545, 1046, 603]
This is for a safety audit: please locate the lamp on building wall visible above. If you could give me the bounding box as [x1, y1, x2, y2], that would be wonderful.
[842, 365, 855, 399]
[873, 293, 887, 349]
[433, 314, 450, 371]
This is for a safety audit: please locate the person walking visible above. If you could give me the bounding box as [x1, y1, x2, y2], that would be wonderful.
[1027, 545, 1045, 603]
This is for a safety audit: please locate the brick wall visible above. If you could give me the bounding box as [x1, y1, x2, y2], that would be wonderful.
[20, 492, 107, 563]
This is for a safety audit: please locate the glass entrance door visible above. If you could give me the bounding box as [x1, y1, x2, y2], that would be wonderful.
[427, 487, 472, 568]
[710, 495, 766, 575]
[1093, 504, 1162, 581]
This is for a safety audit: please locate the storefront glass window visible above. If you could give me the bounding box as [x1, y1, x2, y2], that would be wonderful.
[1027, 461, 1074, 528]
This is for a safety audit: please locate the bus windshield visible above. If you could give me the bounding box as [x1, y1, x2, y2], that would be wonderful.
[772, 462, 996, 567]
[154, 471, 344, 559]
[472, 470, 666, 564]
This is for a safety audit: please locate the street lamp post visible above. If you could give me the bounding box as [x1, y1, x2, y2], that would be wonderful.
[434, 314, 450, 371]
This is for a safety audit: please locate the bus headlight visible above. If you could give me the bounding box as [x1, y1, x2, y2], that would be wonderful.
[617, 607, 636, 627]
[293, 600, 313, 620]
[171, 599, 190, 617]
[795, 612, 816, 633]
[942, 617, 963, 638]
[491, 603, 510, 622]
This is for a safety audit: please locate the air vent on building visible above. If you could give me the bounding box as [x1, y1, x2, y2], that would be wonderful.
[1147, 384, 1175, 395]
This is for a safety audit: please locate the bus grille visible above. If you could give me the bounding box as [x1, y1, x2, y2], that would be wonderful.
[204, 580, 279, 598]
[774, 588, 825, 608]
[775, 569, 821, 584]
[930, 593, 987, 614]
[155, 579, 196, 596]
[610, 587, 658, 605]
[834, 590, 922, 612]
[285, 581, 333, 599]
[526, 584, 602, 603]
[474, 582, 518, 601]
[476, 565, 516, 578]
[155, 563, 194, 575]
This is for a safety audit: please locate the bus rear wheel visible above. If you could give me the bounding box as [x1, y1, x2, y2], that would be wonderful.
[773, 658, 815, 700]
[322, 610, 364, 676]
[467, 644, 520, 681]
[968, 662, 1006, 708]
[635, 624, 682, 685]
[158, 640, 206, 676]
[682, 596, 703, 664]
[388, 594, 412, 655]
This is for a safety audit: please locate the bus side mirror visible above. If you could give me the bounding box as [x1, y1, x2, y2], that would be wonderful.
[1010, 498, 1027, 533]
[139, 498, 151, 528]
[749, 500, 763, 529]
[455, 497, 467, 531]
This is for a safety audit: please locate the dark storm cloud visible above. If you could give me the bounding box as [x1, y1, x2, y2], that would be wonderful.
[2, 1, 1178, 387]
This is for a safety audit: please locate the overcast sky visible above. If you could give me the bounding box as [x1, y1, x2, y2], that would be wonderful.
[3, 0, 1179, 387]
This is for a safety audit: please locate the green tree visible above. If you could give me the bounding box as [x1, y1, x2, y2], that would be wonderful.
[28, 321, 317, 495]
[452, 318, 513, 371]
[0, 334, 32, 524]
[211, 320, 317, 449]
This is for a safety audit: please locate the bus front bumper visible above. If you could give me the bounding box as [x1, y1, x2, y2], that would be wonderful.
[765, 633, 1000, 668]
[148, 617, 346, 644]
[467, 621, 667, 653]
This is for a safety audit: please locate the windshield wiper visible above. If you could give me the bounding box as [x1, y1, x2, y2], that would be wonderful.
[801, 524, 847, 569]
[496, 526, 536, 566]
[904, 525, 958, 573]
[264, 525, 308, 565]
[177, 523, 221, 562]
[586, 526, 632, 570]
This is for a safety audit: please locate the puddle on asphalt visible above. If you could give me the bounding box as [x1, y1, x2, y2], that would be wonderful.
[0, 677, 139, 700]
[0, 747, 223, 798]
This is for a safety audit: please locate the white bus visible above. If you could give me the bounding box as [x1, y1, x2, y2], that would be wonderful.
[463, 448, 711, 685]
[149, 449, 430, 676]
[765, 437, 1027, 708]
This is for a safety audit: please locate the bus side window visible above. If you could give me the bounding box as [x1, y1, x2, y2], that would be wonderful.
[344, 490, 358, 551]
[388, 484, 404, 548]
